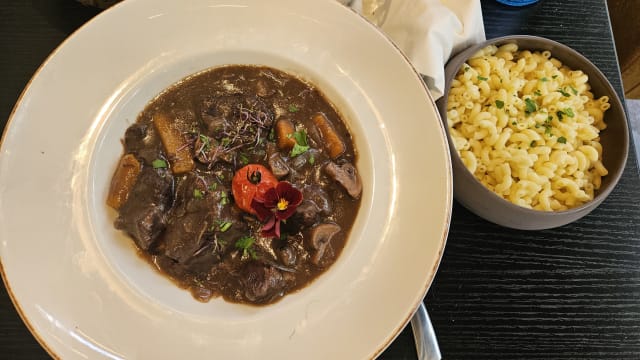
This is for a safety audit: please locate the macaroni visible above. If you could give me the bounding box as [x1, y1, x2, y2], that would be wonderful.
[447, 43, 609, 211]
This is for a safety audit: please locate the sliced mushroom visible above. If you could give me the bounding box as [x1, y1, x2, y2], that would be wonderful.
[308, 223, 341, 265]
[324, 161, 362, 199]
[268, 152, 290, 178]
[277, 244, 297, 267]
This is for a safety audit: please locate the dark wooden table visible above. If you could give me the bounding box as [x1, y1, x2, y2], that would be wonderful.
[2, 0, 639, 358]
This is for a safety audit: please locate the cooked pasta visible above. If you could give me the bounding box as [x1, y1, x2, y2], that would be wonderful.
[447, 43, 609, 211]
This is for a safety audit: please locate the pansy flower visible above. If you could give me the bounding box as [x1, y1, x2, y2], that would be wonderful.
[251, 181, 303, 238]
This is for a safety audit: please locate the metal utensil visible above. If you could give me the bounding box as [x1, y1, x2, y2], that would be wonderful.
[410, 303, 442, 360]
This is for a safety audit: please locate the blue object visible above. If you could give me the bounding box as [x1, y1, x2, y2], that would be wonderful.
[496, 0, 540, 6]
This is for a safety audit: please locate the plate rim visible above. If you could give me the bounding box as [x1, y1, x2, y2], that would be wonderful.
[0, 0, 453, 358]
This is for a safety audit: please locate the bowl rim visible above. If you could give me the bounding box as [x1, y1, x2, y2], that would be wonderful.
[437, 34, 629, 225]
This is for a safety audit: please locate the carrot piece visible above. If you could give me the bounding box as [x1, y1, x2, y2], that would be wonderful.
[106, 154, 141, 209]
[152, 113, 194, 174]
[275, 118, 297, 151]
[312, 113, 345, 159]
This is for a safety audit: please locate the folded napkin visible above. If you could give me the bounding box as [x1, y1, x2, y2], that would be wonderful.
[348, 0, 486, 100]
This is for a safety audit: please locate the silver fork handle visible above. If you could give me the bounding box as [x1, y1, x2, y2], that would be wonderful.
[410, 303, 442, 360]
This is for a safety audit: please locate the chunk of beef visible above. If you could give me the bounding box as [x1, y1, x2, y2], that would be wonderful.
[163, 173, 236, 263]
[115, 167, 173, 250]
[303, 185, 332, 214]
[293, 200, 321, 226]
[240, 262, 286, 303]
[123, 123, 160, 164]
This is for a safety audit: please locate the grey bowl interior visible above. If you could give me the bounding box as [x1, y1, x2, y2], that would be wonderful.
[435, 35, 629, 230]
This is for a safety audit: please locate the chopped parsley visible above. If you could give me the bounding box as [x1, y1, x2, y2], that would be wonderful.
[152, 159, 168, 169]
[309, 154, 315, 165]
[219, 221, 232, 232]
[530, 140, 537, 148]
[464, 66, 470, 72]
[533, 89, 542, 96]
[557, 87, 571, 97]
[557, 136, 567, 144]
[552, 75, 558, 79]
[569, 86, 578, 95]
[556, 108, 575, 121]
[193, 189, 204, 199]
[289, 129, 310, 157]
[235, 236, 257, 259]
[221, 137, 231, 147]
[495, 100, 505, 109]
[540, 77, 549, 82]
[542, 116, 553, 136]
[220, 191, 229, 206]
[208, 182, 217, 191]
[524, 98, 537, 115]
[198, 133, 212, 151]
[238, 153, 249, 165]
[477, 75, 488, 81]
[288, 104, 299, 113]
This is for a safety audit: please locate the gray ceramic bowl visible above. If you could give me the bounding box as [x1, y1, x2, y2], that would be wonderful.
[436, 35, 629, 230]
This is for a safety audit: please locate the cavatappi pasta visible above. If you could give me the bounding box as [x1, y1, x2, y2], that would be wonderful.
[447, 43, 609, 211]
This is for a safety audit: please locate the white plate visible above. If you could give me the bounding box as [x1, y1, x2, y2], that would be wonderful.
[0, 0, 452, 358]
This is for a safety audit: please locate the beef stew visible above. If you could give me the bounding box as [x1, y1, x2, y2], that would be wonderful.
[107, 65, 362, 305]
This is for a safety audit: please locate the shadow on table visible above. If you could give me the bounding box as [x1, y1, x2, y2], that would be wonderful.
[31, 0, 101, 34]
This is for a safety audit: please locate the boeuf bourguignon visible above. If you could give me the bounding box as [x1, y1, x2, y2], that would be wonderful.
[106, 65, 362, 305]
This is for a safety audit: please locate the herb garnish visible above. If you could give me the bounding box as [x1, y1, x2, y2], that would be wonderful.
[540, 77, 549, 82]
[530, 140, 537, 148]
[557, 88, 571, 97]
[495, 100, 505, 109]
[524, 98, 537, 115]
[569, 86, 578, 95]
[556, 108, 575, 121]
[239, 153, 249, 165]
[533, 90, 542, 96]
[193, 189, 204, 199]
[220, 191, 229, 206]
[152, 159, 168, 169]
[289, 130, 310, 157]
[288, 104, 299, 113]
[198, 134, 212, 151]
[235, 236, 257, 259]
[477, 75, 488, 81]
[219, 221, 232, 232]
[563, 108, 575, 117]
[558, 136, 567, 144]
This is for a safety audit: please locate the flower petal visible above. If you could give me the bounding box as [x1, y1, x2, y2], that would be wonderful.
[251, 198, 273, 221]
[276, 206, 297, 220]
[261, 216, 278, 238]
[262, 187, 280, 208]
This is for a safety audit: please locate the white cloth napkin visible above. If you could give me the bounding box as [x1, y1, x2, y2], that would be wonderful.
[349, 0, 486, 100]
